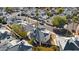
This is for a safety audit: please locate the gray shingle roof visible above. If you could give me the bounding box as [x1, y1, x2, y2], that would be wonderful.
[64, 38, 79, 50]
[6, 44, 32, 51]
[0, 41, 32, 51]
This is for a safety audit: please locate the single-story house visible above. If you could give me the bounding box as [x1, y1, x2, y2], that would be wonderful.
[29, 27, 51, 45]
[64, 23, 79, 35]
[0, 40, 33, 51]
[64, 37, 79, 50]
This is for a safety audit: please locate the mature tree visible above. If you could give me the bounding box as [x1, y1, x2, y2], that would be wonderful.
[11, 24, 27, 38]
[52, 16, 67, 28]
[35, 8, 39, 17]
[56, 7, 64, 14]
[0, 17, 7, 24]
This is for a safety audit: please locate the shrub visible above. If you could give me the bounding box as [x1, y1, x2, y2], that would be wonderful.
[46, 8, 51, 17]
[51, 16, 67, 28]
[5, 7, 13, 14]
[28, 38, 35, 45]
[72, 16, 78, 23]
[2, 20, 7, 24]
[0, 18, 3, 23]
[32, 45, 59, 51]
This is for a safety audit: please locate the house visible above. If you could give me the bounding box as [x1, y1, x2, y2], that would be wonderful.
[0, 39, 33, 51]
[64, 23, 78, 33]
[0, 25, 13, 51]
[64, 23, 79, 36]
[64, 37, 79, 50]
[0, 26, 12, 43]
[25, 8, 36, 17]
[0, 25, 33, 51]
[38, 9, 51, 20]
[18, 23, 34, 32]
[53, 28, 73, 37]
[56, 35, 79, 51]
[76, 24, 79, 35]
[6, 40, 32, 51]
[6, 17, 23, 24]
[29, 27, 51, 45]
[56, 35, 71, 50]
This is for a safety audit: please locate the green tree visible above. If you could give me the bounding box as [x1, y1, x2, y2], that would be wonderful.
[11, 24, 27, 38]
[35, 8, 39, 17]
[56, 8, 64, 14]
[5, 7, 13, 13]
[72, 16, 78, 23]
[0, 18, 3, 23]
[46, 8, 51, 17]
[0, 17, 7, 24]
[2, 20, 7, 24]
[52, 16, 67, 28]
[28, 38, 35, 45]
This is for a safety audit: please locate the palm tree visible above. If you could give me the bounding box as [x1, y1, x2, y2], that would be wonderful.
[35, 8, 42, 46]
